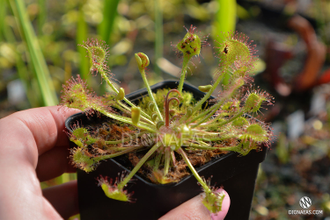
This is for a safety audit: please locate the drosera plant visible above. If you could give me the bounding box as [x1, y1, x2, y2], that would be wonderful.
[60, 25, 274, 214]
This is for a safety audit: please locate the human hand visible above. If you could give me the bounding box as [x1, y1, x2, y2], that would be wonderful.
[0, 106, 230, 220]
[0, 106, 79, 219]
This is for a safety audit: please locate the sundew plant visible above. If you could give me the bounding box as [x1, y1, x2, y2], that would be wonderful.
[61, 25, 273, 213]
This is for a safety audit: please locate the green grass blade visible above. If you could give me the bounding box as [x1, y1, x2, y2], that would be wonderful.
[213, 0, 237, 45]
[77, 3, 90, 83]
[3, 0, 40, 107]
[37, 0, 46, 35]
[0, 0, 6, 41]
[9, 0, 58, 106]
[3, 22, 40, 107]
[97, 0, 120, 93]
[154, 0, 163, 76]
[98, 0, 120, 45]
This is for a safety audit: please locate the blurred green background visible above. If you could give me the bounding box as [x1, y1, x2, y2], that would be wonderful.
[0, 0, 234, 112]
[1, 0, 330, 219]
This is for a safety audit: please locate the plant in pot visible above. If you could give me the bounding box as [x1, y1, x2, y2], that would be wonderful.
[62, 25, 273, 219]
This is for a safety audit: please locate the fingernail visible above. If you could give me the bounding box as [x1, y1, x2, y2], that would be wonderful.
[210, 189, 230, 220]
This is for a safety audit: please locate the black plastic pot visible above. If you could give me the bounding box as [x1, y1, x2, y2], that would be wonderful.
[65, 80, 267, 220]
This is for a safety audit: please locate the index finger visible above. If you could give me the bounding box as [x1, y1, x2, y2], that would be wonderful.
[8, 106, 79, 154]
[0, 106, 79, 169]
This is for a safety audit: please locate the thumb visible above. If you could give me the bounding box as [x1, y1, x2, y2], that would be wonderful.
[159, 189, 230, 220]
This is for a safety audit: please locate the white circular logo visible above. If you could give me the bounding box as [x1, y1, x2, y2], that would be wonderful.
[299, 196, 312, 209]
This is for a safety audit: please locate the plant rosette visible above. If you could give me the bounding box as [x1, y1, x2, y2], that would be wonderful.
[61, 25, 273, 219]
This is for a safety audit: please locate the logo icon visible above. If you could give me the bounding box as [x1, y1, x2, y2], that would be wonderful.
[299, 196, 312, 209]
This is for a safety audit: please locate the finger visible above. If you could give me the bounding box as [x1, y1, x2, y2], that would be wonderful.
[210, 189, 230, 220]
[36, 145, 76, 182]
[160, 189, 230, 220]
[160, 194, 211, 220]
[43, 181, 79, 219]
[3, 106, 79, 181]
[9, 106, 80, 157]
